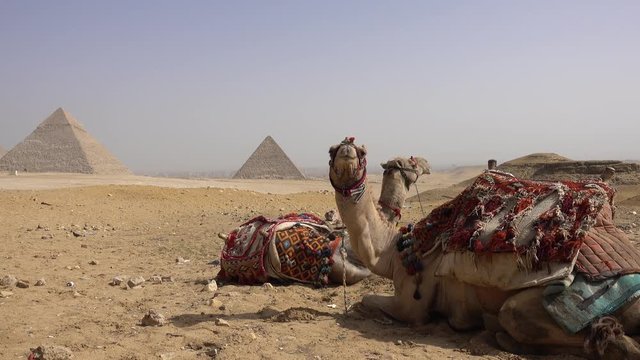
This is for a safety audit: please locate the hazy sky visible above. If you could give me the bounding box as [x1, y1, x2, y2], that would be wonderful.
[1, 1, 638, 174]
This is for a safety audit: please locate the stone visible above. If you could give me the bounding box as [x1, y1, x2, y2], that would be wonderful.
[161, 276, 174, 283]
[141, 309, 166, 326]
[16, 280, 30, 288]
[0, 275, 18, 287]
[204, 280, 218, 292]
[127, 276, 145, 288]
[35, 279, 46, 286]
[71, 230, 85, 237]
[88, 260, 99, 265]
[149, 275, 162, 284]
[28, 345, 73, 360]
[262, 283, 274, 290]
[0, 290, 13, 298]
[175, 257, 185, 264]
[208, 298, 223, 308]
[110, 276, 125, 286]
[215, 318, 230, 327]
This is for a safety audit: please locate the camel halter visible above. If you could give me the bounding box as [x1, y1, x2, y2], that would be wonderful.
[378, 156, 426, 219]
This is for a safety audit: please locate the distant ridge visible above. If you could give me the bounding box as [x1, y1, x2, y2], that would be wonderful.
[233, 136, 305, 180]
[0, 108, 131, 174]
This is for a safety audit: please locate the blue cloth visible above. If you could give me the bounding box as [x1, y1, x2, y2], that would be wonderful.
[543, 273, 640, 334]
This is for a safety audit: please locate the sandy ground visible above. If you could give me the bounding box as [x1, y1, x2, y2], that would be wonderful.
[1, 171, 639, 360]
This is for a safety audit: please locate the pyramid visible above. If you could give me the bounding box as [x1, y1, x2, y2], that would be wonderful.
[0, 108, 131, 174]
[233, 136, 305, 179]
[0, 145, 5, 159]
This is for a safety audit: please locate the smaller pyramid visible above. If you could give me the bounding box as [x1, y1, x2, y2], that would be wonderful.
[0, 145, 6, 158]
[0, 108, 131, 174]
[233, 136, 305, 179]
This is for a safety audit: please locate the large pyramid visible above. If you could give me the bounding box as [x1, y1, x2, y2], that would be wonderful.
[233, 136, 305, 179]
[0, 145, 5, 158]
[0, 108, 131, 174]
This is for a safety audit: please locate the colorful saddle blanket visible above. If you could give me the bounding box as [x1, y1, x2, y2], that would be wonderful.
[217, 213, 342, 286]
[397, 171, 630, 290]
[408, 171, 614, 269]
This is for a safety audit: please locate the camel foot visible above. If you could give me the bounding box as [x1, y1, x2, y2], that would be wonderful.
[495, 332, 538, 355]
[362, 294, 416, 324]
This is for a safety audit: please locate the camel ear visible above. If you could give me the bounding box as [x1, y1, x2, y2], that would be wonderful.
[356, 144, 367, 158]
[380, 162, 389, 170]
[328, 145, 340, 164]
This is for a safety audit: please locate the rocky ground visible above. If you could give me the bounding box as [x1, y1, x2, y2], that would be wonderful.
[1, 173, 639, 360]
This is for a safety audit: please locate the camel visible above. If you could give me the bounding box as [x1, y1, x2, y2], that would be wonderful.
[216, 153, 430, 287]
[329, 137, 640, 359]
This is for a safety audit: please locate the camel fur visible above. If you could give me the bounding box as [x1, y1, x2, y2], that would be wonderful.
[328, 137, 640, 359]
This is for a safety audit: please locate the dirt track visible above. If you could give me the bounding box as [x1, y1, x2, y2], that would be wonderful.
[1, 173, 639, 359]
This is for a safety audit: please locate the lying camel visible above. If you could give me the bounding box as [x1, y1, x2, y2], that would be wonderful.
[216, 153, 430, 286]
[329, 137, 640, 359]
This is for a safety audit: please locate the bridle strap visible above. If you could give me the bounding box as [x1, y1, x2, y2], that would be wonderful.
[378, 200, 402, 220]
[330, 166, 367, 202]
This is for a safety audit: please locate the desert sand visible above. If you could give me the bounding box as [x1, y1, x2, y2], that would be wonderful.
[1, 170, 639, 360]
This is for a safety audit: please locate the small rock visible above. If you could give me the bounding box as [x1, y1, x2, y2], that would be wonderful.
[0, 275, 18, 287]
[66, 281, 75, 288]
[73, 291, 82, 297]
[161, 276, 174, 283]
[149, 275, 163, 284]
[71, 230, 85, 237]
[35, 279, 46, 286]
[127, 276, 146, 289]
[204, 280, 218, 292]
[28, 345, 73, 360]
[88, 260, 99, 265]
[632, 211, 637, 215]
[208, 298, 223, 308]
[0, 290, 13, 298]
[262, 283, 274, 290]
[395, 340, 403, 346]
[110, 276, 125, 286]
[141, 309, 166, 326]
[80, 244, 88, 248]
[16, 280, 30, 288]
[175, 257, 185, 264]
[41, 234, 54, 240]
[215, 318, 230, 327]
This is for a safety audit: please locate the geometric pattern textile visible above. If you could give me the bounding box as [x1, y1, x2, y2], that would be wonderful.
[274, 225, 341, 286]
[218, 213, 341, 286]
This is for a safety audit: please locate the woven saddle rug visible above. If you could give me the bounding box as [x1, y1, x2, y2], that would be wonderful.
[217, 213, 343, 286]
[399, 171, 623, 290]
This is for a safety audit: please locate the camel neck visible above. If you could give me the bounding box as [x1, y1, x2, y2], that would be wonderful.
[335, 185, 399, 279]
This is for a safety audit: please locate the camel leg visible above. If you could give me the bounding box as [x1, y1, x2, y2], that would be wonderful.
[617, 298, 640, 336]
[361, 294, 420, 324]
[328, 255, 371, 285]
[498, 287, 640, 359]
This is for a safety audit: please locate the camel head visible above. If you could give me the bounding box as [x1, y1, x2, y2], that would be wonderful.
[380, 156, 430, 190]
[379, 156, 430, 221]
[329, 137, 367, 199]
